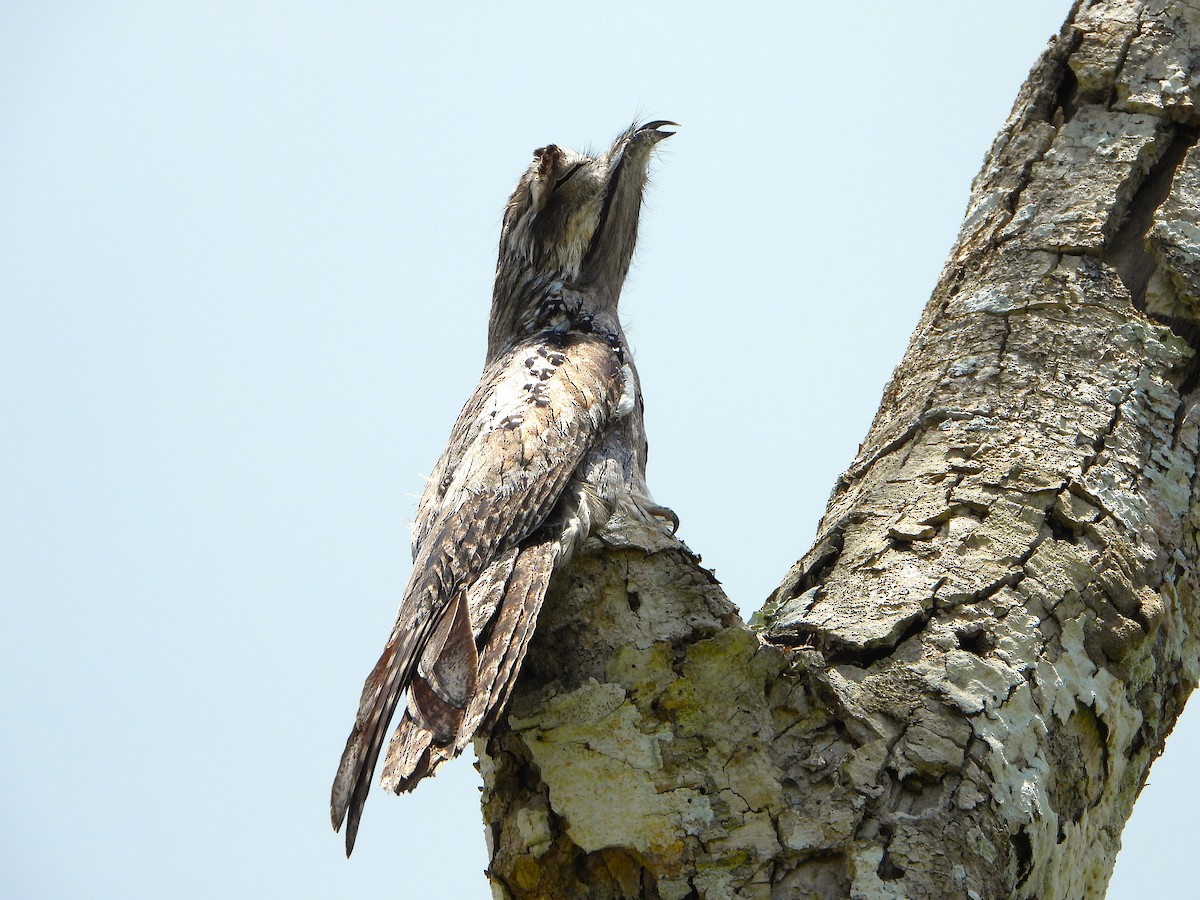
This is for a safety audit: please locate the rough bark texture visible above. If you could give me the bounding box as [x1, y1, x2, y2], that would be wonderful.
[478, 2, 1200, 896]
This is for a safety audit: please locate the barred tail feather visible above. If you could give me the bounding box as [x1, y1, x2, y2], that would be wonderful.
[329, 626, 423, 856]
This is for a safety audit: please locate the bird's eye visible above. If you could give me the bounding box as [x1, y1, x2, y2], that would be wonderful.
[553, 163, 585, 191]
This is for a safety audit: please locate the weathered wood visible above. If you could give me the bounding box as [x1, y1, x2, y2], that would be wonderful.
[480, 2, 1200, 896]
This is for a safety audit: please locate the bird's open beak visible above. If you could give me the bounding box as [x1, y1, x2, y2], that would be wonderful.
[637, 120, 679, 142]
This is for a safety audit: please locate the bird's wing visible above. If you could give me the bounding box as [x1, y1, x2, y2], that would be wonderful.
[413, 333, 617, 552]
[331, 331, 625, 854]
[404, 330, 625, 609]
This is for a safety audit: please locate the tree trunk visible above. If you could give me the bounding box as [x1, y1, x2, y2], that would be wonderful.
[479, 1, 1200, 896]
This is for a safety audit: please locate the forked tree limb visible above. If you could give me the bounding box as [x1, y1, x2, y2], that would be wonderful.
[479, 2, 1200, 896]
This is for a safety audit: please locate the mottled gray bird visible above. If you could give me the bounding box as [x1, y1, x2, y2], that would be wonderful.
[331, 120, 677, 855]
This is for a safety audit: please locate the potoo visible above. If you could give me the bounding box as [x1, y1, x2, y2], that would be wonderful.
[331, 121, 677, 855]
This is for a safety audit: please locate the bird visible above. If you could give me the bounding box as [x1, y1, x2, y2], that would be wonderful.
[330, 120, 678, 855]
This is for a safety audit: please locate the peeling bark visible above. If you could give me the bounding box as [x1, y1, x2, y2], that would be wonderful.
[476, 2, 1200, 896]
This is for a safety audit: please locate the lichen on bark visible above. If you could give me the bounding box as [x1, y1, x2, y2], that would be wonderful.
[477, 2, 1200, 896]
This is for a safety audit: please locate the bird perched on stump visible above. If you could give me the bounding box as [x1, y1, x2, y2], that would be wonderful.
[331, 120, 678, 855]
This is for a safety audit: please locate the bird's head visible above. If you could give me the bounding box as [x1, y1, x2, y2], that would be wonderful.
[488, 120, 675, 353]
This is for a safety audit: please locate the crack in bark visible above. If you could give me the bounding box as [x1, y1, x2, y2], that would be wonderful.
[820, 600, 935, 668]
[995, 309, 1014, 384]
[1106, 10, 1142, 110]
[983, 26, 1086, 252]
[1105, 123, 1198, 308]
[840, 384, 955, 491]
[1077, 383, 1135, 480]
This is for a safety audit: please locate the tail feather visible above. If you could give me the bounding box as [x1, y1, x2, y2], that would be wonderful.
[381, 539, 556, 793]
[330, 623, 428, 856]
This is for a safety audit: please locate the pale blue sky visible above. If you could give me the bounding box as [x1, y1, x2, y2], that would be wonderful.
[3, 3, 1194, 897]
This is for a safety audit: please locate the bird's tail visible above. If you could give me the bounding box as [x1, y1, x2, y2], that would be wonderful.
[330, 584, 480, 856]
[381, 539, 556, 793]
